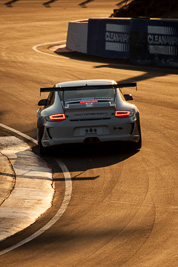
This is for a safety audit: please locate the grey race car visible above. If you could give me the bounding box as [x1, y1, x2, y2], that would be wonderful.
[37, 79, 142, 154]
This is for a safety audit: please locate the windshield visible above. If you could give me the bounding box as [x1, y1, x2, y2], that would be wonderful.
[60, 88, 115, 102]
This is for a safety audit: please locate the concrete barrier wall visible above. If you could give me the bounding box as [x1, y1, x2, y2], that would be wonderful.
[87, 18, 130, 59]
[66, 20, 88, 54]
[66, 18, 178, 67]
[130, 19, 178, 67]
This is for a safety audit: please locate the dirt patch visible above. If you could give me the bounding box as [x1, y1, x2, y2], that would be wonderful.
[111, 0, 178, 18]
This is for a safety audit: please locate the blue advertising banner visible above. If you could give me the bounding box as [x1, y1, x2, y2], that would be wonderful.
[130, 19, 178, 67]
[87, 18, 130, 59]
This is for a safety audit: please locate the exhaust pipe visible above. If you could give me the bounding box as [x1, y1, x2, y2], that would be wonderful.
[84, 137, 100, 144]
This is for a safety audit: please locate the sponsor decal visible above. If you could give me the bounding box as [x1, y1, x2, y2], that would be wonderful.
[105, 23, 130, 52]
[147, 26, 178, 56]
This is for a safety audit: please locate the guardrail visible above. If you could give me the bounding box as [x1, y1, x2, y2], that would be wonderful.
[66, 18, 178, 67]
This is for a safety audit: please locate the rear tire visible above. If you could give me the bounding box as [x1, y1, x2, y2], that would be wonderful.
[39, 138, 48, 155]
[134, 131, 142, 150]
[133, 113, 142, 150]
[38, 127, 48, 155]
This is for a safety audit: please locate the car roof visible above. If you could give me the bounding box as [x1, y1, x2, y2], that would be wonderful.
[55, 79, 117, 88]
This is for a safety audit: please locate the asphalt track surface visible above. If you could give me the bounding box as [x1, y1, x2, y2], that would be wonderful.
[0, 0, 178, 266]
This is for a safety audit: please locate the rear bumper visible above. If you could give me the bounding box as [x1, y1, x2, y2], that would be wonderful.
[40, 114, 140, 147]
[40, 119, 140, 147]
[42, 134, 140, 147]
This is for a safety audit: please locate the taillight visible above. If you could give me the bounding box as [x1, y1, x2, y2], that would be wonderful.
[80, 100, 98, 103]
[48, 113, 66, 121]
[115, 111, 131, 118]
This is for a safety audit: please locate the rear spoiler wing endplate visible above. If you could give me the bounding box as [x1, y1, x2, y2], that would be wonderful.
[40, 82, 137, 95]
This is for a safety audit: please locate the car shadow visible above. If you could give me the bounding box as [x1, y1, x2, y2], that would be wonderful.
[32, 141, 139, 179]
[0, 125, 139, 180]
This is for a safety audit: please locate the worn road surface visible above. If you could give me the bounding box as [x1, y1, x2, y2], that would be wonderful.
[0, 0, 178, 266]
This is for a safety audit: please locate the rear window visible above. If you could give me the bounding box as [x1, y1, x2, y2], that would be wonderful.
[61, 88, 114, 102]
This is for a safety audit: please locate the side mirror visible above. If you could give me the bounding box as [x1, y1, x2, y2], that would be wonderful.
[124, 94, 133, 101]
[38, 99, 48, 106]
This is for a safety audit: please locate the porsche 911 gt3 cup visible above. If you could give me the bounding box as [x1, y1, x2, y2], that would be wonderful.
[37, 79, 141, 154]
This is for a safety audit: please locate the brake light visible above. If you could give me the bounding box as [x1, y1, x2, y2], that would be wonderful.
[80, 100, 98, 103]
[48, 113, 66, 121]
[115, 111, 131, 118]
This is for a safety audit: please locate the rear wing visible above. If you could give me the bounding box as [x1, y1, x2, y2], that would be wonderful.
[40, 82, 137, 95]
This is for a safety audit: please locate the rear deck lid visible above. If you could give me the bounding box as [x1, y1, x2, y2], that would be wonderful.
[62, 88, 115, 121]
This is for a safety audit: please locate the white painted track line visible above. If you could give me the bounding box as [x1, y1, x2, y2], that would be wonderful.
[32, 40, 66, 57]
[0, 124, 72, 255]
[0, 123, 37, 145]
[0, 158, 72, 256]
[0, 136, 54, 241]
